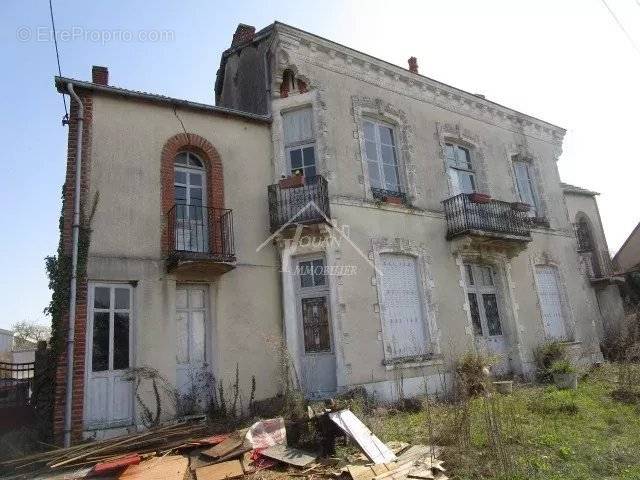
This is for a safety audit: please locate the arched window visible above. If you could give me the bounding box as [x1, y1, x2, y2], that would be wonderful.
[174, 151, 207, 252]
[574, 216, 601, 277]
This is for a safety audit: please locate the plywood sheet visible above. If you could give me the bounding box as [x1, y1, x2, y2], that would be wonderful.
[118, 455, 188, 480]
[328, 410, 396, 464]
[201, 434, 244, 459]
[261, 444, 318, 467]
[195, 459, 244, 480]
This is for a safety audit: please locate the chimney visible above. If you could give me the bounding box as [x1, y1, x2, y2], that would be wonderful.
[408, 56, 418, 74]
[231, 23, 256, 48]
[92, 65, 109, 85]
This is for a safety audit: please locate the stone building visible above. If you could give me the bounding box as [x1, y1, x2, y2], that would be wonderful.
[52, 22, 623, 441]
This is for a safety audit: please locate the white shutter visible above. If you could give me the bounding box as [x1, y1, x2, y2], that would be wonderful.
[535, 266, 567, 340]
[380, 254, 428, 358]
[283, 108, 313, 146]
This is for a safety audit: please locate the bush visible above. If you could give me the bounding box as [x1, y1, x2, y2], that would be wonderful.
[550, 360, 575, 375]
[455, 352, 490, 398]
[534, 341, 566, 383]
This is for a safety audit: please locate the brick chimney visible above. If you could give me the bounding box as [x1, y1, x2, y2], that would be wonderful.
[231, 24, 256, 48]
[408, 57, 418, 74]
[92, 65, 109, 85]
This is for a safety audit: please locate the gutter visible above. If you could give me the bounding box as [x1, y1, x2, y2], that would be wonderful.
[63, 82, 84, 448]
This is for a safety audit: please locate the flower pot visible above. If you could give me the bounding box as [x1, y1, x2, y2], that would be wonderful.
[511, 202, 530, 213]
[384, 195, 404, 205]
[279, 175, 305, 189]
[468, 193, 492, 204]
[493, 380, 513, 395]
[553, 372, 578, 390]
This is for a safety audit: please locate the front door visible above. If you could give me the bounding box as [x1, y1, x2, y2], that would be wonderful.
[464, 264, 509, 374]
[295, 258, 336, 398]
[85, 284, 134, 429]
[175, 285, 209, 409]
[535, 265, 567, 340]
[174, 154, 207, 253]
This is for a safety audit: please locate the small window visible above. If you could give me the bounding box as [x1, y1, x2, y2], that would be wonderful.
[298, 259, 326, 288]
[446, 143, 475, 195]
[363, 120, 400, 193]
[513, 159, 538, 215]
[464, 264, 502, 337]
[301, 297, 331, 353]
[283, 108, 316, 177]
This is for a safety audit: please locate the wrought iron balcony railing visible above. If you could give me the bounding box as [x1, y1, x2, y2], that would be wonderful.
[167, 205, 234, 260]
[267, 175, 330, 232]
[443, 194, 531, 240]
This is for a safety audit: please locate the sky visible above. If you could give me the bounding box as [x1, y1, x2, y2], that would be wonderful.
[0, 0, 638, 330]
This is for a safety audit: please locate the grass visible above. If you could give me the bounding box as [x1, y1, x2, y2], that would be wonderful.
[355, 364, 640, 480]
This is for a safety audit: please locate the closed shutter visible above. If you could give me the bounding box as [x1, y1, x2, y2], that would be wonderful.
[380, 254, 428, 358]
[535, 266, 567, 340]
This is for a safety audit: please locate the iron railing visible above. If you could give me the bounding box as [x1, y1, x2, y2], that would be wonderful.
[0, 362, 34, 407]
[267, 175, 330, 232]
[167, 205, 234, 260]
[443, 194, 531, 239]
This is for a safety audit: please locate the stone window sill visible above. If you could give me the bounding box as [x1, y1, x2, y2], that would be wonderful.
[383, 354, 444, 371]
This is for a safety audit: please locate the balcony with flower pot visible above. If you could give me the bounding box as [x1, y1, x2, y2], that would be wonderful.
[442, 193, 532, 255]
[267, 174, 330, 233]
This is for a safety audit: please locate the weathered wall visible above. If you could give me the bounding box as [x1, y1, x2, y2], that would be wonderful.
[85, 93, 281, 429]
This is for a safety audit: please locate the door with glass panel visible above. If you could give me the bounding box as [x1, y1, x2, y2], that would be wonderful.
[174, 152, 207, 252]
[295, 258, 336, 398]
[464, 264, 509, 373]
[85, 284, 133, 429]
[175, 285, 209, 409]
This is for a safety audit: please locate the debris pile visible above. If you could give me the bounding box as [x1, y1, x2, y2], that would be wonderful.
[0, 408, 446, 480]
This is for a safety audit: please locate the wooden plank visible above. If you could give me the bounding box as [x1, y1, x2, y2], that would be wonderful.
[328, 410, 396, 464]
[261, 444, 318, 467]
[348, 464, 376, 480]
[118, 455, 188, 480]
[93, 453, 141, 474]
[201, 435, 244, 459]
[195, 459, 244, 480]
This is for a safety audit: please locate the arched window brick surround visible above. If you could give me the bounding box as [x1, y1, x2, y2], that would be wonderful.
[160, 133, 225, 255]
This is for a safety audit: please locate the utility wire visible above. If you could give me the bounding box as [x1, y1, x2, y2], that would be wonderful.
[600, 0, 640, 57]
[49, 0, 69, 121]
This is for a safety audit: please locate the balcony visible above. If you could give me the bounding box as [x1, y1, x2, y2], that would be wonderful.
[267, 175, 330, 233]
[166, 205, 235, 276]
[443, 194, 531, 254]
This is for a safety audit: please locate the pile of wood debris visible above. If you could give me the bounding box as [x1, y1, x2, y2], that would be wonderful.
[0, 409, 446, 480]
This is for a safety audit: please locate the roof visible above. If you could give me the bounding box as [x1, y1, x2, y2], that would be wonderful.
[613, 220, 640, 266]
[55, 77, 271, 124]
[561, 182, 599, 196]
[0, 328, 12, 336]
[217, 21, 566, 136]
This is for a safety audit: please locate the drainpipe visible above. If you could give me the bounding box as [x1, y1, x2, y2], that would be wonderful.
[63, 82, 84, 448]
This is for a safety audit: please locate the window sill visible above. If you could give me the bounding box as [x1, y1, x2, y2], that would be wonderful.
[383, 354, 444, 370]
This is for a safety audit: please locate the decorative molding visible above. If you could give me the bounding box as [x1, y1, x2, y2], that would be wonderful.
[274, 25, 565, 145]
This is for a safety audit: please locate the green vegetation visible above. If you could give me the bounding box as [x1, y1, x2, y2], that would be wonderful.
[362, 365, 640, 479]
[549, 359, 575, 375]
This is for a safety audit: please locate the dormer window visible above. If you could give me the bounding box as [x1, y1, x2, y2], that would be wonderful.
[363, 119, 400, 194]
[445, 143, 475, 195]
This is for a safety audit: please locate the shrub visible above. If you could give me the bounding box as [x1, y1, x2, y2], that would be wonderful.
[455, 352, 490, 398]
[534, 341, 566, 383]
[550, 360, 575, 375]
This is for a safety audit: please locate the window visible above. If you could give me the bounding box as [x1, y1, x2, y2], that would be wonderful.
[90, 284, 132, 372]
[513, 160, 538, 216]
[445, 143, 475, 195]
[295, 257, 332, 354]
[379, 254, 429, 358]
[575, 219, 593, 252]
[298, 259, 326, 288]
[535, 265, 568, 340]
[363, 120, 401, 193]
[174, 152, 207, 252]
[283, 108, 316, 177]
[464, 264, 503, 337]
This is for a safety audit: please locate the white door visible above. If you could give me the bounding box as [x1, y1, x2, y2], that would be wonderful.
[295, 258, 337, 398]
[464, 264, 509, 373]
[175, 285, 209, 408]
[535, 265, 567, 340]
[174, 152, 207, 253]
[85, 284, 134, 429]
[379, 254, 429, 359]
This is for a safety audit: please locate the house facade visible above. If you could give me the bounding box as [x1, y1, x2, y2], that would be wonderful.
[52, 22, 623, 442]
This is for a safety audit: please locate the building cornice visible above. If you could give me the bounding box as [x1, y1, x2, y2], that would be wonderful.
[273, 22, 566, 145]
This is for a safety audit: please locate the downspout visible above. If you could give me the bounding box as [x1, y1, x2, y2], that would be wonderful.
[63, 82, 84, 448]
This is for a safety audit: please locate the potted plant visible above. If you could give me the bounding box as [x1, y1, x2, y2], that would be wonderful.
[468, 192, 492, 204]
[278, 170, 305, 189]
[383, 194, 404, 205]
[511, 201, 530, 213]
[550, 360, 578, 390]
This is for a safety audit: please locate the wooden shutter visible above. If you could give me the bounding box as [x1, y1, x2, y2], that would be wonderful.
[535, 266, 567, 340]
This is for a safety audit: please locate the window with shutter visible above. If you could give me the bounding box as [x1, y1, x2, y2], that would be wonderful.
[535, 265, 568, 340]
[363, 120, 401, 193]
[445, 143, 476, 195]
[283, 108, 316, 177]
[513, 160, 538, 215]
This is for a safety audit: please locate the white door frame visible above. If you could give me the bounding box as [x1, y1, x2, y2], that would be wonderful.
[84, 282, 135, 430]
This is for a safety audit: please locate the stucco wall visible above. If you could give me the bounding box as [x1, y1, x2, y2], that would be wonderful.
[85, 94, 281, 425]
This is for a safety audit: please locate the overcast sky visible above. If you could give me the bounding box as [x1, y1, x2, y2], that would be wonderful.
[0, 0, 638, 329]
